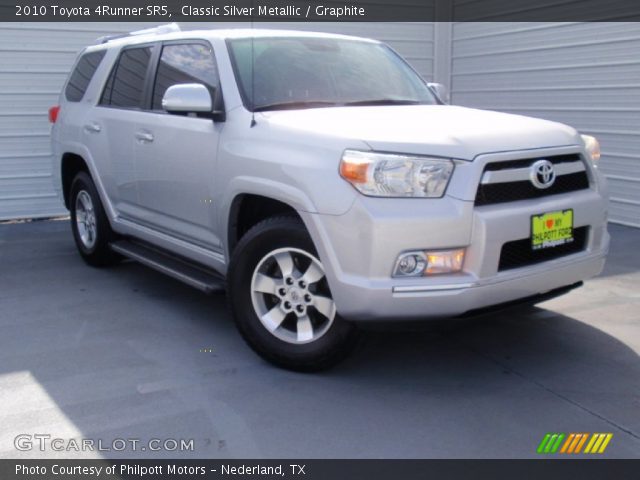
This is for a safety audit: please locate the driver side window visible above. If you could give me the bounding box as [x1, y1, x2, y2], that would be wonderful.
[152, 43, 220, 111]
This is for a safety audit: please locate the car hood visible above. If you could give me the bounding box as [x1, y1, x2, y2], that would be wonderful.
[261, 105, 581, 160]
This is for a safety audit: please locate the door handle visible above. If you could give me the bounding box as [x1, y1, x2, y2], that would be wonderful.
[135, 131, 154, 143]
[84, 122, 101, 133]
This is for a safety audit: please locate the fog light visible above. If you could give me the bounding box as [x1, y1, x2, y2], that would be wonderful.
[425, 249, 465, 275]
[393, 248, 465, 277]
[393, 252, 427, 277]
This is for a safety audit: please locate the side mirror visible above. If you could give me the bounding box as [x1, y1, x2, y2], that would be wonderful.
[427, 82, 450, 104]
[162, 83, 213, 114]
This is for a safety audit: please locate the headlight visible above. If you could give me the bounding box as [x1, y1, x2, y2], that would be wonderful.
[339, 150, 454, 198]
[581, 134, 601, 165]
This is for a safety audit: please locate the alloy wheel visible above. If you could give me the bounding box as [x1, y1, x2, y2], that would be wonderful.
[250, 247, 336, 344]
[75, 190, 97, 249]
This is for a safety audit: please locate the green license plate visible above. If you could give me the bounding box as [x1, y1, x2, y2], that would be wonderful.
[531, 209, 574, 250]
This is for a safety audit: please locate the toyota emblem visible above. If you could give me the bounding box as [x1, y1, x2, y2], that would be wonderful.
[530, 159, 556, 189]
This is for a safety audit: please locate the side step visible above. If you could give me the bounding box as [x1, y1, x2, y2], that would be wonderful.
[110, 240, 225, 293]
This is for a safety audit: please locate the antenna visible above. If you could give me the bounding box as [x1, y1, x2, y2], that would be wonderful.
[250, 0, 256, 127]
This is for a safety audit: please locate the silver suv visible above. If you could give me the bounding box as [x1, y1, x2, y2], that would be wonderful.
[50, 25, 609, 371]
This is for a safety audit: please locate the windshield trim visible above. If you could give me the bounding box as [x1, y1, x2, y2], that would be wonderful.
[224, 36, 439, 113]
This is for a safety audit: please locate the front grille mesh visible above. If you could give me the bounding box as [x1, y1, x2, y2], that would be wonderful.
[498, 226, 588, 271]
[475, 154, 589, 206]
[476, 172, 589, 205]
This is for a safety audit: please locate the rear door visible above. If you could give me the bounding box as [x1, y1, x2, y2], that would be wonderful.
[133, 41, 223, 249]
[94, 44, 156, 220]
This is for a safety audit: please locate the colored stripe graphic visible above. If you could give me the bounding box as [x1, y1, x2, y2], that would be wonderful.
[545, 434, 558, 453]
[574, 433, 589, 453]
[584, 434, 599, 453]
[560, 433, 575, 453]
[592, 434, 606, 452]
[585, 433, 614, 454]
[540, 433, 613, 454]
[537, 433, 565, 454]
[537, 434, 552, 454]
[550, 434, 565, 453]
[567, 433, 582, 453]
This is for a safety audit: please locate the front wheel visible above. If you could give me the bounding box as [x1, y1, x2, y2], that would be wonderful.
[227, 216, 358, 371]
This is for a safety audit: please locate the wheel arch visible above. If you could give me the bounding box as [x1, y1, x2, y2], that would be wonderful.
[61, 152, 89, 209]
[227, 193, 303, 256]
[57, 144, 117, 224]
[222, 177, 317, 256]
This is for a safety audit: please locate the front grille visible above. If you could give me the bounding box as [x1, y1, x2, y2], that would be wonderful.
[475, 154, 589, 206]
[476, 172, 589, 205]
[498, 226, 588, 271]
[483, 154, 580, 171]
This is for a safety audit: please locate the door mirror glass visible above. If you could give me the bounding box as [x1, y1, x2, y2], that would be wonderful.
[162, 83, 213, 114]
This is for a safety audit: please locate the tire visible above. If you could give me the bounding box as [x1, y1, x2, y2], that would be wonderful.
[69, 171, 120, 267]
[227, 216, 358, 372]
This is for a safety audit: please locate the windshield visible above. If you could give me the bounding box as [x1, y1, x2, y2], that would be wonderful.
[227, 36, 438, 111]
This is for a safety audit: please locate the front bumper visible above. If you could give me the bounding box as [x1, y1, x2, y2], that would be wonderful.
[302, 161, 609, 321]
[329, 247, 605, 320]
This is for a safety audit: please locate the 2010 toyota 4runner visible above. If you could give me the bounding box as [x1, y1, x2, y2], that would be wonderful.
[50, 25, 609, 371]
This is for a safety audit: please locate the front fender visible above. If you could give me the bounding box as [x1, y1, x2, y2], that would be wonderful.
[219, 176, 345, 262]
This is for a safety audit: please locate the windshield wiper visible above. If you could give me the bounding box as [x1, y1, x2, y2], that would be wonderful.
[253, 98, 426, 112]
[342, 99, 425, 107]
[253, 101, 342, 112]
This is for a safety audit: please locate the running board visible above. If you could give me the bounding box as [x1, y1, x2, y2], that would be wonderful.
[110, 240, 225, 293]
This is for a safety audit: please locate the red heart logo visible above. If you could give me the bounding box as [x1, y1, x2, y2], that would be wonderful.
[546, 219, 554, 229]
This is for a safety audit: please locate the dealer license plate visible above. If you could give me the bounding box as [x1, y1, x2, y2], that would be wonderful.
[531, 209, 574, 250]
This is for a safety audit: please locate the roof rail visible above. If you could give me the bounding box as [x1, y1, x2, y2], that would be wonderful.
[96, 23, 181, 44]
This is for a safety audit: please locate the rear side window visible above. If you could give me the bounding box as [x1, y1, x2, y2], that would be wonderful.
[65, 50, 106, 102]
[100, 47, 152, 108]
[152, 43, 219, 110]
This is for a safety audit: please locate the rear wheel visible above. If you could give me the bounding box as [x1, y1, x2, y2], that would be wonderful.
[228, 216, 358, 371]
[69, 171, 120, 267]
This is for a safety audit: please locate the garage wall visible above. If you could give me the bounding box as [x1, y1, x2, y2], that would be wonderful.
[0, 22, 435, 221]
[450, 22, 640, 228]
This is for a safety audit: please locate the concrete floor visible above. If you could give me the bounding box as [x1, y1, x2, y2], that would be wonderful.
[0, 220, 638, 459]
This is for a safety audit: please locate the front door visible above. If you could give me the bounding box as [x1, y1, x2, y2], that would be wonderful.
[133, 42, 223, 249]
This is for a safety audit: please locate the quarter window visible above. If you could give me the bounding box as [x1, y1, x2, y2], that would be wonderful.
[100, 47, 152, 108]
[152, 44, 219, 110]
[65, 50, 106, 102]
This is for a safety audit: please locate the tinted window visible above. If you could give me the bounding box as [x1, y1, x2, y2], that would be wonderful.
[65, 50, 106, 102]
[100, 62, 116, 105]
[152, 43, 218, 110]
[100, 47, 152, 108]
